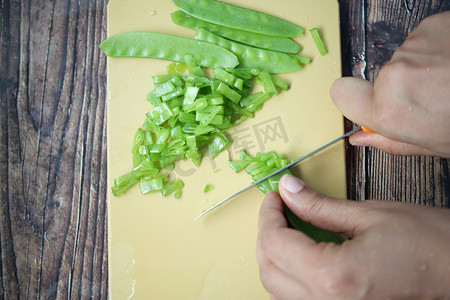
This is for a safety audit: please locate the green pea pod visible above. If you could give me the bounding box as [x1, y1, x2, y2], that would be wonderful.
[171, 10, 302, 54]
[99, 31, 238, 68]
[195, 29, 301, 74]
[170, 0, 304, 38]
[227, 151, 346, 244]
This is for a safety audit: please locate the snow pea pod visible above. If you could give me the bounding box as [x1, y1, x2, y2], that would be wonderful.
[194, 29, 301, 74]
[99, 31, 238, 68]
[227, 151, 345, 243]
[171, 10, 301, 54]
[170, 0, 304, 38]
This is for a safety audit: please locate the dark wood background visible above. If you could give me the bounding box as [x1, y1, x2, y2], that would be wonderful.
[1, 0, 449, 299]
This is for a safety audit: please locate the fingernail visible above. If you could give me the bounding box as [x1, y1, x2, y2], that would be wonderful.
[349, 141, 367, 147]
[281, 174, 305, 194]
[349, 137, 367, 147]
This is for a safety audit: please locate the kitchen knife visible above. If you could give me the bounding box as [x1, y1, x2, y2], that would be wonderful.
[193, 126, 362, 221]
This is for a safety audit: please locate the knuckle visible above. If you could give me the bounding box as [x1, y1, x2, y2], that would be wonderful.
[303, 192, 328, 223]
[373, 58, 414, 127]
[315, 265, 363, 299]
[257, 263, 284, 298]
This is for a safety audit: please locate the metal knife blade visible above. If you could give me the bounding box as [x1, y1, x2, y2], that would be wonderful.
[193, 126, 361, 221]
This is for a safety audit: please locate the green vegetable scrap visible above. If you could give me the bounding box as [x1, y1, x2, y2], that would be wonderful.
[170, 0, 304, 37]
[202, 184, 214, 193]
[99, 32, 238, 68]
[171, 10, 302, 54]
[227, 150, 345, 244]
[111, 60, 290, 198]
[310, 28, 327, 56]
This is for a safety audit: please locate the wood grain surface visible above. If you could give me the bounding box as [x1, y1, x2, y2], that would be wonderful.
[0, 0, 449, 299]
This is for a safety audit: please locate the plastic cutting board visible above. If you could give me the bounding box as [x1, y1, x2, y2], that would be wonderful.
[106, 0, 345, 298]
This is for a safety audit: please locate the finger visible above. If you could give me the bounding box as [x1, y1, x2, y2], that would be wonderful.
[256, 237, 309, 299]
[349, 131, 446, 157]
[258, 191, 324, 278]
[279, 174, 369, 237]
[330, 77, 376, 130]
[258, 191, 289, 232]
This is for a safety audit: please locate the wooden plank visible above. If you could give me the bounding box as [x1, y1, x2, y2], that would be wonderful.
[339, 0, 369, 201]
[0, 0, 109, 298]
[363, 0, 450, 205]
[341, 0, 450, 205]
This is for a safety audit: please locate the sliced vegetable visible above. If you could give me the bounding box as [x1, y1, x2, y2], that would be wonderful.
[227, 151, 345, 243]
[310, 28, 327, 56]
[208, 132, 231, 158]
[161, 178, 185, 197]
[99, 31, 239, 68]
[202, 184, 214, 193]
[183, 54, 205, 77]
[173, 189, 183, 199]
[215, 81, 242, 104]
[139, 177, 165, 194]
[258, 71, 278, 95]
[111, 62, 291, 197]
[195, 29, 301, 74]
[170, 0, 304, 37]
[171, 10, 302, 53]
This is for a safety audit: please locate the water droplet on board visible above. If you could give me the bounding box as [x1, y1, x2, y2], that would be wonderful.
[149, 10, 157, 16]
[419, 264, 428, 271]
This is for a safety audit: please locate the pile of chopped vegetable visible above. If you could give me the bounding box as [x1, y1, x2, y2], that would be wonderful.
[111, 57, 291, 198]
[101, 0, 328, 198]
[228, 150, 344, 243]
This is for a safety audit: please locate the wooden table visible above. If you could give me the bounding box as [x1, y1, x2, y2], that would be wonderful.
[1, 0, 449, 298]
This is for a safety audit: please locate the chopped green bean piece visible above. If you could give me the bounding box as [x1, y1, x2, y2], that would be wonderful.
[208, 132, 230, 158]
[138, 177, 164, 194]
[258, 71, 278, 95]
[146, 103, 174, 125]
[270, 75, 290, 91]
[227, 160, 251, 173]
[202, 184, 214, 193]
[173, 189, 183, 199]
[216, 81, 242, 104]
[227, 151, 344, 243]
[310, 28, 327, 56]
[175, 63, 187, 74]
[161, 179, 184, 197]
[213, 67, 237, 86]
[184, 54, 205, 77]
[183, 86, 200, 105]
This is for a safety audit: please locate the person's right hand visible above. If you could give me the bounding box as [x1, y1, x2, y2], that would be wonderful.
[331, 11, 450, 157]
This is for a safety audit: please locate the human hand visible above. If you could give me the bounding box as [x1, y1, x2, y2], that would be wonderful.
[256, 174, 450, 300]
[331, 11, 450, 157]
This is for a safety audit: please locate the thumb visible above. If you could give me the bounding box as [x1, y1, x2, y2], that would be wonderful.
[330, 77, 376, 130]
[279, 174, 368, 237]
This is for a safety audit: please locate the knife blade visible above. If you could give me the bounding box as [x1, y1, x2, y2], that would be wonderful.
[193, 126, 362, 221]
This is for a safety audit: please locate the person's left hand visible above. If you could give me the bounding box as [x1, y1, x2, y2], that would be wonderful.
[256, 174, 450, 300]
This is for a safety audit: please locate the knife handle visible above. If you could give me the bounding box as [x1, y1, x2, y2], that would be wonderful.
[361, 126, 375, 133]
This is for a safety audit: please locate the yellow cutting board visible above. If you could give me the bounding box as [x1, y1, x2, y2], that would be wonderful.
[106, 0, 344, 298]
